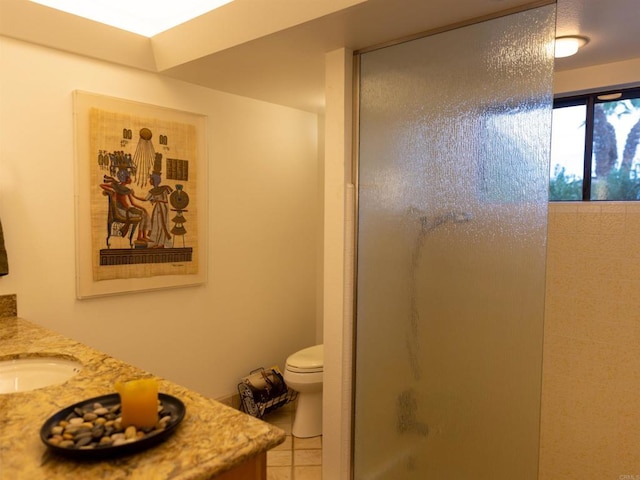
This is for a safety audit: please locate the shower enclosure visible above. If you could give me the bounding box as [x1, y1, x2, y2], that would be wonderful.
[353, 4, 555, 479]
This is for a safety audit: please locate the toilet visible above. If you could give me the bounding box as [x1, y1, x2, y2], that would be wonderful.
[284, 344, 323, 438]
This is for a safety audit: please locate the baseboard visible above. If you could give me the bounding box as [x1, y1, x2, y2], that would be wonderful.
[217, 392, 242, 410]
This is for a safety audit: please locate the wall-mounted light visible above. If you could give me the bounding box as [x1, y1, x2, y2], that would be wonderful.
[554, 35, 589, 58]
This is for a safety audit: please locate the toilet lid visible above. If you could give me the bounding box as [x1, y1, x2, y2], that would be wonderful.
[286, 345, 323, 373]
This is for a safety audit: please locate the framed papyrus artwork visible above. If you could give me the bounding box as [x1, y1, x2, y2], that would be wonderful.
[74, 91, 207, 298]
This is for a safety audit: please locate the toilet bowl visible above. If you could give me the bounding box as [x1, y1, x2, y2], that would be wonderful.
[284, 344, 323, 438]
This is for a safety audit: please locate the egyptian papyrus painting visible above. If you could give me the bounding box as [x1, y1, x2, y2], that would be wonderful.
[89, 108, 199, 281]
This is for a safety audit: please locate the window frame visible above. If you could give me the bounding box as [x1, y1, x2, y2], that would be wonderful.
[552, 86, 640, 201]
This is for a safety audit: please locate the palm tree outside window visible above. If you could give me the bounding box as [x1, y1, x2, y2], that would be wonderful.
[550, 87, 640, 201]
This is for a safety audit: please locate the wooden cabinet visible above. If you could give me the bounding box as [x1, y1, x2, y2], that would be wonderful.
[213, 452, 266, 480]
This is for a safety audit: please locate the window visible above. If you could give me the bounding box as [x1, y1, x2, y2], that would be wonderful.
[549, 87, 640, 201]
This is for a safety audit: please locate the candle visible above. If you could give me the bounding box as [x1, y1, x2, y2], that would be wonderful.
[115, 378, 158, 428]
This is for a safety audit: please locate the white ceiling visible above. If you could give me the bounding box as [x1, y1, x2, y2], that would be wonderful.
[1, 0, 638, 113]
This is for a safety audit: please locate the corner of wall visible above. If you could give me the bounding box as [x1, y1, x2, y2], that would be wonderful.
[323, 47, 354, 480]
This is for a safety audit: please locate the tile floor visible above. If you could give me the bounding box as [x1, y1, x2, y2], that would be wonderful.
[262, 402, 322, 480]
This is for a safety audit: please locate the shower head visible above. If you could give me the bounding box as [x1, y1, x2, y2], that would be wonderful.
[419, 210, 473, 233]
[446, 211, 473, 223]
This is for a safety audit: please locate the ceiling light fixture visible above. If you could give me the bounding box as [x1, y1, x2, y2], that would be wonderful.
[30, 0, 234, 37]
[554, 35, 589, 58]
[597, 93, 623, 101]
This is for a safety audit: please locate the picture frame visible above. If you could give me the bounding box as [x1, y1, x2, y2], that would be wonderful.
[73, 91, 208, 298]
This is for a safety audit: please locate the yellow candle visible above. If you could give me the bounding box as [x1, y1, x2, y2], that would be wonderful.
[115, 379, 158, 428]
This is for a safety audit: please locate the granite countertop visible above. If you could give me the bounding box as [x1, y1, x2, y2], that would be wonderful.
[0, 317, 285, 479]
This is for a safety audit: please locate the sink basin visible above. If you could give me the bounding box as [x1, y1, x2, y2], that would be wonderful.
[0, 356, 82, 394]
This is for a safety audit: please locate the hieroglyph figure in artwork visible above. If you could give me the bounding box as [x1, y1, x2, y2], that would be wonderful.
[100, 168, 151, 245]
[145, 153, 173, 248]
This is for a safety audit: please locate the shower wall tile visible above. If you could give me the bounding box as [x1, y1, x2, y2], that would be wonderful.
[539, 202, 640, 479]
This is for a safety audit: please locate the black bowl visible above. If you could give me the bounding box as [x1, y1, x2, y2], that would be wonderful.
[40, 392, 185, 459]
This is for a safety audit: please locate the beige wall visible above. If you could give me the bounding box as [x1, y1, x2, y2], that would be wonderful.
[554, 57, 640, 95]
[540, 202, 640, 478]
[0, 36, 319, 399]
[540, 59, 640, 478]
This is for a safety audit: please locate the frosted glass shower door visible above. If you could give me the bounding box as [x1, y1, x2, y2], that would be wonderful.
[353, 5, 555, 480]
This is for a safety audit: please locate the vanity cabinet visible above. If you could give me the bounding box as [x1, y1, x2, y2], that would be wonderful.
[215, 452, 266, 479]
[0, 317, 284, 480]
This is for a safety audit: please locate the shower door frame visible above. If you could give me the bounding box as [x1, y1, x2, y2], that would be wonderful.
[348, 1, 555, 478]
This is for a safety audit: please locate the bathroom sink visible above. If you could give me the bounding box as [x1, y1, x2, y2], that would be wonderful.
[0, 356, 81, 394]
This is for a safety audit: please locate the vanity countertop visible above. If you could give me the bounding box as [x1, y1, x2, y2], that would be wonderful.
[0, 316, 285, 479]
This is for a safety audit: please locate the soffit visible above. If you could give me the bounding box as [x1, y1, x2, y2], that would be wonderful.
[1, 0, 639, 113]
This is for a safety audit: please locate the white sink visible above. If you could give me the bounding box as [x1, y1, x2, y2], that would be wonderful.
[0, 356, 82, 394]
